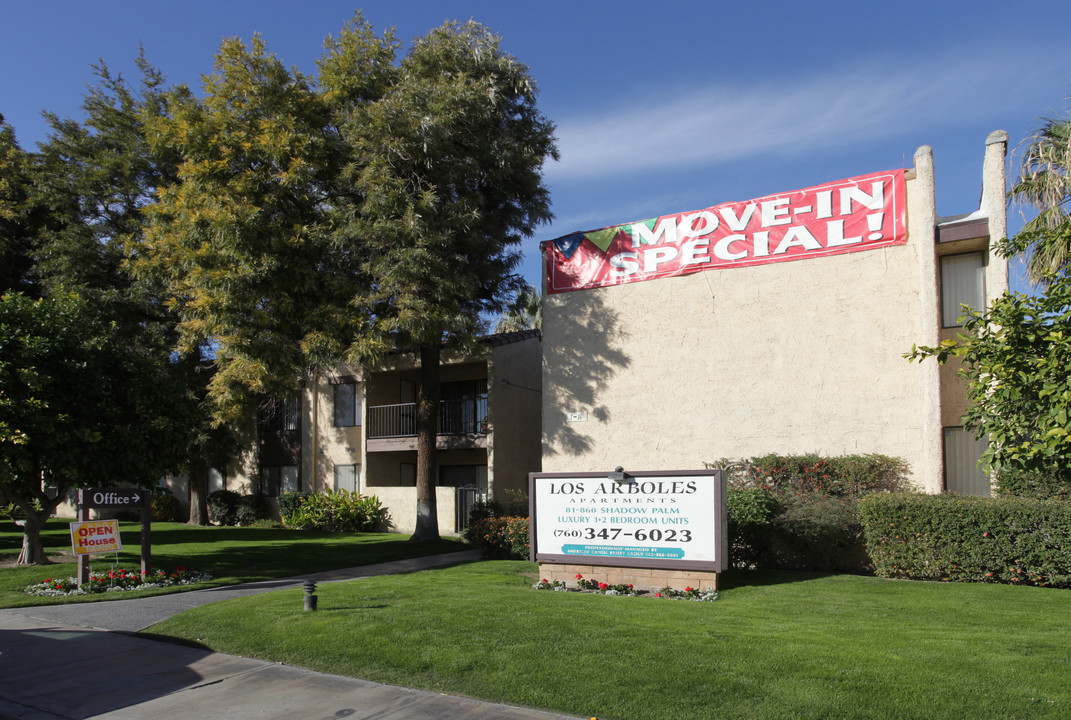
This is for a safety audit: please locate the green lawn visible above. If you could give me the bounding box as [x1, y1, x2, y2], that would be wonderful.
[0, 519, 467, 608]
[149, 561, 1071, 720]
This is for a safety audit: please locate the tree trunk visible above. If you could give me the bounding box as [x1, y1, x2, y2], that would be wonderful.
[410, 342, 441, 542]
[188, 457, 209, 525]
[17, 508, 53, 566]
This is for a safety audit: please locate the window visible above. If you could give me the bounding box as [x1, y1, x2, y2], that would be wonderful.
[943, 427, 988, 496]
[400, 463, 416, 486]
[262, 465, 299, 497]
[261, 395, 300, 432]
[333, 382, 360, 427]
[334, 463, 359, 493]
[208, 468, 224, 494]
[941, 252, 985, 328]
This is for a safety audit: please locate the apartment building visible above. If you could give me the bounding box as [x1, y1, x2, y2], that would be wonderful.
[540, 132, 1010, 495]
[172, 330, 542, 533]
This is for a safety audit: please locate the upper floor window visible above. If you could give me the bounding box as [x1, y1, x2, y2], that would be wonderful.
[333, 382, 360, 427]
[941, 252, 985, 328]
[260, 395, 300, 433]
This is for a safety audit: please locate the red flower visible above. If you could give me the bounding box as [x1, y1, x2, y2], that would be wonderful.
[655, 592, 661, 597]
[541, 578, 548, 583]
[685, 586, 692, 592]
[598, 582, 607, 590]
[627, 584, 633, 589]
[575, 574, 583, 580]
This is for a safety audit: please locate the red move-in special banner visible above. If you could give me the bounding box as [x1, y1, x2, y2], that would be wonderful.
[545, 169, 906, 294]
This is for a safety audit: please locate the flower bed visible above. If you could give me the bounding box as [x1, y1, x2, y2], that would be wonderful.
[533, 574, 718, 602]
[26, 566, 212, 597]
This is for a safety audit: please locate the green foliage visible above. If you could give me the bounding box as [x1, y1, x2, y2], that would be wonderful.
[464, 492, 531, 558]
[236, 494, 273, 526]
[996, 466, 1071, 501]
[465, 515, 530, 559]
[0, 118, 38, 295]
[278, 491, 311, 522]
[0, 291, 195, 563]
[1005, 108, 1071, 285]
[207, 491, 273, 526]
[207, 490, 242, 526]
[494, 285, 541, 333]
[717, 453, 910, 571]
[860, 493, 1071, 587]
[721, 452, 911, 497]
[908, 271, 1071, 478]
[283, 490, 389, 533]
[151, 491, 184, 522]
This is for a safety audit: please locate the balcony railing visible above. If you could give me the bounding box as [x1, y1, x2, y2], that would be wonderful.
[367, 398, 488, 439]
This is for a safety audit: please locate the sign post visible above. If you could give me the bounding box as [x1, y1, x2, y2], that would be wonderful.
[76, 488, 151, 588]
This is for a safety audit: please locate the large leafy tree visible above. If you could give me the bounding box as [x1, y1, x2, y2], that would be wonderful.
[0, 292, 193, 563]
[0, 117, 39, 295]
[7, 57, 233, 533]
[1006, 108, 1071, 285]
[341, 21, 556, 540]
[139, 35, 354, 423]
[145, 16, 557, 541]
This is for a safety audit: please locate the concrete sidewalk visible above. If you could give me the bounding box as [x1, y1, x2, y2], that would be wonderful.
[0, 551, 582, 720]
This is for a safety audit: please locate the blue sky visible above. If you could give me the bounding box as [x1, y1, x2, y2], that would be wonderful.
[3, 1, 1069, 293]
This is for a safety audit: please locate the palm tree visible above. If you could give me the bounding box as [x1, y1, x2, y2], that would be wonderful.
[1009, 110, 1071, 285]
[494, 285, 541, 332]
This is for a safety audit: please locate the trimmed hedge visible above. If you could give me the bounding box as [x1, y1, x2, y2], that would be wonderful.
[996, 466, 1071, 501]
[719, 453, 911, 572]
[719, 453, 910, 498]
[860, 493, 1071, 587]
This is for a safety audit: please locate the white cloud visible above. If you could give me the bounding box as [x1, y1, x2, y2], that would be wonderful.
[546, 49, 1063, 182]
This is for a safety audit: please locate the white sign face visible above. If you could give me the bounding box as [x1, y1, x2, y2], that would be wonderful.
[531, 471, 723, 570]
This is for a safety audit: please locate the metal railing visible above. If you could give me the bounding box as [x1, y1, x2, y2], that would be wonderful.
[367, 398, 488, 439]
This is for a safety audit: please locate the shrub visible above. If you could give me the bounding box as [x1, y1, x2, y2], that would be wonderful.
[466, 515, 530, 559]
[715, 453, 910, 572]
[720, 453, 910, 497]
[283, 490, 389, 532]
[278, 491, 311, 522]
[996, 466, 1071, 501]
[726, 487, 780, 569]
[860, 493, 1071, 587]
[236, 494, 272, 526]
[150, 492, 184, 522]
[207, 490, 242, 526]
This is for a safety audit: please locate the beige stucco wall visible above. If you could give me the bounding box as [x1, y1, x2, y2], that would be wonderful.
[542, 137, 1007, 493]
[487, 336, 543, 498]
[302, 365, 363, 494]
[370, 485, 459, 535]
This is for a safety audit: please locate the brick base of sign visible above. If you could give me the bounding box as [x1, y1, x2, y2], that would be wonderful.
[538, 563, 719, 593]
